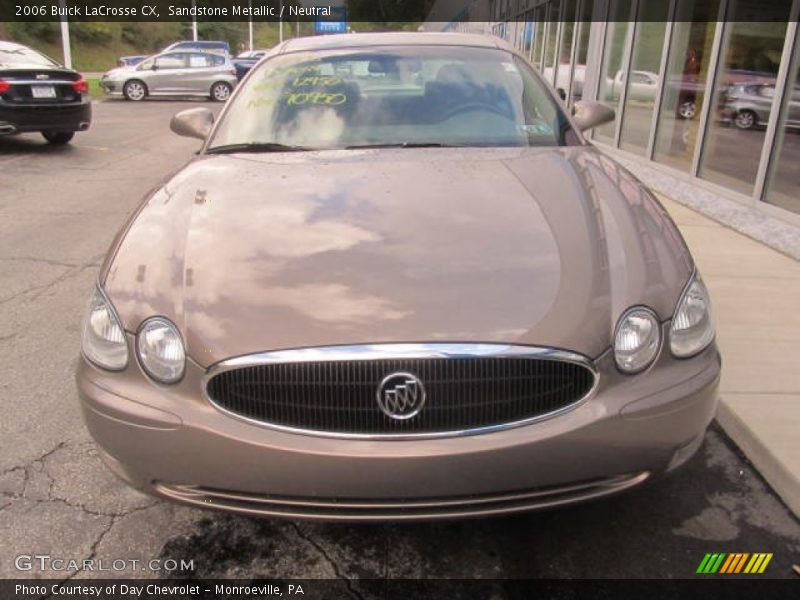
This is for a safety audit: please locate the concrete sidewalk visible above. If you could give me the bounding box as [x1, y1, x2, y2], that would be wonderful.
[656, 194, 800, 516]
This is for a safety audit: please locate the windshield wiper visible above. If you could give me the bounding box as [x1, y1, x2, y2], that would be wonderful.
[206, 142, 310, 154]
[344, 142, 458, 149]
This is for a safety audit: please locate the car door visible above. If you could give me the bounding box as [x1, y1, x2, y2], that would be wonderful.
[627, 72, 657, 102]
[150, 52, 190, 93]
[184, 53, 219, 94]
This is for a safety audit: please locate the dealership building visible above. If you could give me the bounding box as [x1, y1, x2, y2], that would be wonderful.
[427, 0, 800, 227]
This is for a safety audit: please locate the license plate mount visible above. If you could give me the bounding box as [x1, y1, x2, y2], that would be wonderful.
[31, 85, 57, 99]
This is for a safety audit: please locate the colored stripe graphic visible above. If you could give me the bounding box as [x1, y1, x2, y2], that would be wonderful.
[696, 554, 714, 573]
[697, 553, 727, 574]
[757, 553, 773, 573]
[699, 553, 774, 574]
[734, 553, 749, 573]
[719, 554, 736, 573]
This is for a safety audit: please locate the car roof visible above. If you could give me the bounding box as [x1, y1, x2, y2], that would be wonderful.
[0, 41, 27, 51]
[170, 40, 229, 46]
[278, 32, 510, 55]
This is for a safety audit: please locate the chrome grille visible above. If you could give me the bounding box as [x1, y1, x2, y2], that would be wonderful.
[204, 345, 596, 438]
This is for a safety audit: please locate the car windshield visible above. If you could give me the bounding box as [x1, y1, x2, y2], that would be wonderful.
[208, 45, 576, 151]
[0, 44, 58, 67]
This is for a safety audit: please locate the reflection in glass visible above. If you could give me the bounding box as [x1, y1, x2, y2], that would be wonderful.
[553, 0, 578, 96]
[765, 30, 800, 214]
[618, 1, 669, 154]
[594, 0, 634, 143]
[522, 11, 535, 60]
[569, 0, 594, 104]
[653, 0, 720, 171]
[699, 1, 790, 194]
[543, 0, 563, 84]
[532, 6, 547, 69]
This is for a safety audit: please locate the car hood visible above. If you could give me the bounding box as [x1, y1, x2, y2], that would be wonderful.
[103, 147, 692, 367]
[103, 66, 134, 78]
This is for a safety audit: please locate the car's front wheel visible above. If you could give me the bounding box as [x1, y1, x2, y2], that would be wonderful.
[123, 80, 148, 101]
[734, 109, 757, 130]
[210, 81, 232, 102]
[42, 131, 75, 145]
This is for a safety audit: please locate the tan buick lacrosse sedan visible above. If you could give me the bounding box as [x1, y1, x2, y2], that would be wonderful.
[76, 32, 720, 521]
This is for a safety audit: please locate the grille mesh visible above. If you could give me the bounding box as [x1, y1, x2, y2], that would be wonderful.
[206, 357, 595, 436]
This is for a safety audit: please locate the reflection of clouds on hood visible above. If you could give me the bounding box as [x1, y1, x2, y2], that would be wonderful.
[277, 107, 346, 146]
[259, 283, 410, 324]
[184, 187, 380, 308]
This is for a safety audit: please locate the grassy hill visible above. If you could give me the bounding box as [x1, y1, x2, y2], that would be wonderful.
[2, 21, 292, 71]
[2, 20, 422, 72]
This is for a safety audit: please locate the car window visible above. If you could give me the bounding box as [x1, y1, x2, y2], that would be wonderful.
[209, 46, 576, 150]
[188, 53, 212, 68]
[156, 53, 187, 69]
[0, 44, 58, 67]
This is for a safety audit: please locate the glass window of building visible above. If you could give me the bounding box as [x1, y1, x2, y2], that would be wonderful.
[765, 28, 800, 215]
[618, 0, 670, 154]
[553, 0, 579, 97]
[532, 5, 548, 67]
[594, 0, 635, 143]
[652, 0, 720, 171]
[698, 1, 792, 195]
[570, 0, 594, 103]
[522, 11, 536, 59]
[543, 0, 563, 84]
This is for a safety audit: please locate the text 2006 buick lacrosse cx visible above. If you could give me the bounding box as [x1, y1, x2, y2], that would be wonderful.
[76, 33, 720, 520]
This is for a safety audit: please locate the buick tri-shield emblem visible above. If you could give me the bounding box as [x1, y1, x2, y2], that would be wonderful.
[377, 372, 426, 420]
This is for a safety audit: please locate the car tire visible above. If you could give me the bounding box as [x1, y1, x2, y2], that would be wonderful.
[42, 131, 75, 145]
[734, 110, 757, 130]
[678, 99, 697, 120]
[210, 82, 232, 102]
[123, 80, 148, 101]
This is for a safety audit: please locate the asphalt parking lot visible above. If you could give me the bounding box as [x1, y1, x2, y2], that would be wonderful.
[1, 99, 799, 583]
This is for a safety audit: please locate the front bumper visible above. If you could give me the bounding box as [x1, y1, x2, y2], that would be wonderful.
[0, 98, 91, 134]
[77, 341, 720, 521]
[100, 80, 124, 97]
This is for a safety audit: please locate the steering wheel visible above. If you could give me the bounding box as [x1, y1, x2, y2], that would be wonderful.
[440, 102, 513, 122]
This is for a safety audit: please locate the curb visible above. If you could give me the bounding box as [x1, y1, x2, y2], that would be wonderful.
[716, 398, 800, 517]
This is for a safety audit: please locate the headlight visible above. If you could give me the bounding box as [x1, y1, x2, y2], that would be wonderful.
[81, 286, 128, 371]
[136, 317, 185, 383]
[614, 307, 661, 373]
[670, 275, 715, 358]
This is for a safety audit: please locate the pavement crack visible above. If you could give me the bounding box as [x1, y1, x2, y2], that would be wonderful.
[1, 441, 68, 477]
[41, 503, 158, 593]
[0, 330, 20, 343]
[0, 256, 82, 268]
[3, 441, 159, 518]
[288, 522, 366, 600]
[0, 262, 97, 306]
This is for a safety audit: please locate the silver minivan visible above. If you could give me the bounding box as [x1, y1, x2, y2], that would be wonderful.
[101, 51, 238, 102]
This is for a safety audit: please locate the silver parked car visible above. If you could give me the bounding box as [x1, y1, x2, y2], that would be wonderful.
[101, 51, 237, 102]
[721, 83, 800, 130]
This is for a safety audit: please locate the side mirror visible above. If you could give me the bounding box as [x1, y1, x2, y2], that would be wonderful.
[170, 107, 214, 140]
[151, 63, 159, 70]
[571, 101, 615, 132]
[556, 87, 567, 101]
